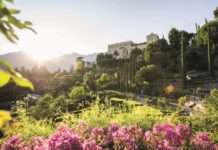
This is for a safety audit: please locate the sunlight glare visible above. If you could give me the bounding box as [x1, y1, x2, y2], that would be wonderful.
[25, 50, 58, 62]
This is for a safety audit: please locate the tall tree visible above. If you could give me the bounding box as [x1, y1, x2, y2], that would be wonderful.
[181, 32, 187, 89]
[130, 48, 142, 82]
[144, 38, 170, 70]
[197, 9, 218, 77]
[83, 71, 96, 92]
[76, 57, 85, 71]
[214, 6, 218, 18]
[168, 28, 194, 72]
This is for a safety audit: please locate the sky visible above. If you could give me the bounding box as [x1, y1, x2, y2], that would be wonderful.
[0, 0, 217, 60]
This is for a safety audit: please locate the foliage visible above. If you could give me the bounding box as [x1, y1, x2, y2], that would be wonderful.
[0, 0, 35, 43]
[204, 89, 218, 114]
[1, 122, 217, 150]
[96, 53, 114, 72]
[29, 94, 68, 119]
[135, 64, 161, 84]
[157, 97, 169, 108]
[0, 25, 34, 129]
[0, 111, 11, 128]
[68, 86, 93, 110]
[214, 6, 218, 18]
[144, 38, 170, 69]
[0, 60, 34, 90]
[97, 90, 126, 100]
[83, 71, 96, 91]
[0, 0, 36, 129]
[110, 97, 143, 108]
[52, 100, 164, 131]
[96, 73, 116, 90]
[69, 86, 86, 100]
[168, 114, 218, 143]
[168, 28, 195, 72]
[76, 57, 85, 72]
[178, 96, 187, 106]
[2, 109, 55, 142]
[144, 123, 216, 149]
[196, 13, 218, 76]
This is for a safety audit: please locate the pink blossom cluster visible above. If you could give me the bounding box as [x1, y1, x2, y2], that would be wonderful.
[1, 123, 217, 150]
[144, 123, 217, 150]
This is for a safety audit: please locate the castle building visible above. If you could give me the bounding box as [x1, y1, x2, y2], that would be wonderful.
[108, 33, 159, 58]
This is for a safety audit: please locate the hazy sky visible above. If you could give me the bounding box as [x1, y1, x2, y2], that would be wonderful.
[0, 0, 217, 59]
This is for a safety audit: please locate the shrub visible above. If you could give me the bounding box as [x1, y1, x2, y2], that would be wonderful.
[2, 109, 55, 142]
[29, 94, 68, 119]
[157, 97, 169, 108]
[68, 86, 93, 110]
[98, 90, 126, 99]
[2, 123, 217, 150]
[178, 96, 187, 106]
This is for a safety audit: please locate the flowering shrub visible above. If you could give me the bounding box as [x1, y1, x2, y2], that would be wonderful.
[1, 123, 217, 150]
[144, 124, 191, 149]
[1, 136, 24, 150]
[191, 132, 216, 149]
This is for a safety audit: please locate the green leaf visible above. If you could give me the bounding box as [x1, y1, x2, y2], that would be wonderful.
[0, 24, 16, 43]
[1, 7, 10, 15]
[9, 9, 20, 14]
[0, 70, 11, 87]
[0, 59, 15, 74]
[8, 16, 25, 29]
[26, 26, 37, 34]
[5, 0, 14, 3]
[24, 21, 32, 26]
[12, 76, 34, 91]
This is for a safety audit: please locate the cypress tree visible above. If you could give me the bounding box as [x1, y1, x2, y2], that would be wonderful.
[181, 32, 187, 89]
[207, 26, 213, 77]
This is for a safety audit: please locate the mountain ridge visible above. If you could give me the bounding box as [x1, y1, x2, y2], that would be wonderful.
[0, 51, 98, 72]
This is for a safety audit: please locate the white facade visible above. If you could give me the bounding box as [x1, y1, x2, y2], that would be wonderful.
[147, 33, 159, 44]
[108, 33, 159, 58]
[108, 41, 133, 58]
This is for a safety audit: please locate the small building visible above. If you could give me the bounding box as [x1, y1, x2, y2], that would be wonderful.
[108, 33, 159, 58]
[146, 33, 159, 44]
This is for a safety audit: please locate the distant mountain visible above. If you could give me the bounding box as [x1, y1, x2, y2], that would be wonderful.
[0, 51, 98, 72]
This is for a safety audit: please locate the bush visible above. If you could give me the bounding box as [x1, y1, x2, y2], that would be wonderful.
[63, 101, 163, 130]
[110, 97, 125, 107]
[2, 123, 217, 150]
[97, 90, 126, 105]
[29, 94, 68, 119]
[2, 109, 55, 143]
[157, 97, 169, 108]
[96, 73, 117, 90]
[98, 90, 126, 99]
[135, 64, 162, 84]
[68, 86, 93, 110]
[178, 96, 187, 106]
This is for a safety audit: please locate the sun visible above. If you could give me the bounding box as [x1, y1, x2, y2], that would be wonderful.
[25, 50, 57, 62]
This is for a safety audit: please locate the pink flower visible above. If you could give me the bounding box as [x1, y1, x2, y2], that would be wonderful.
[91, 127, 104, 138]
[83, 139, 103, 150]
[191, 132, 216, 149]
[48, 125, 83, 150]
[108, 123, 119, 133]
[1, 136, 24, 150]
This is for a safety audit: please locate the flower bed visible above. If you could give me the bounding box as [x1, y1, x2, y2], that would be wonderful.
[2, 122, 217, 150]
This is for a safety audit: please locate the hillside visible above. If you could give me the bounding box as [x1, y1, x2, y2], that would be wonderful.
[0, 51, 98, 72]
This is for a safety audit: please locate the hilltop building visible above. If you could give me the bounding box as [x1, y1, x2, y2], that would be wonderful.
[108, 33, 159, 58]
